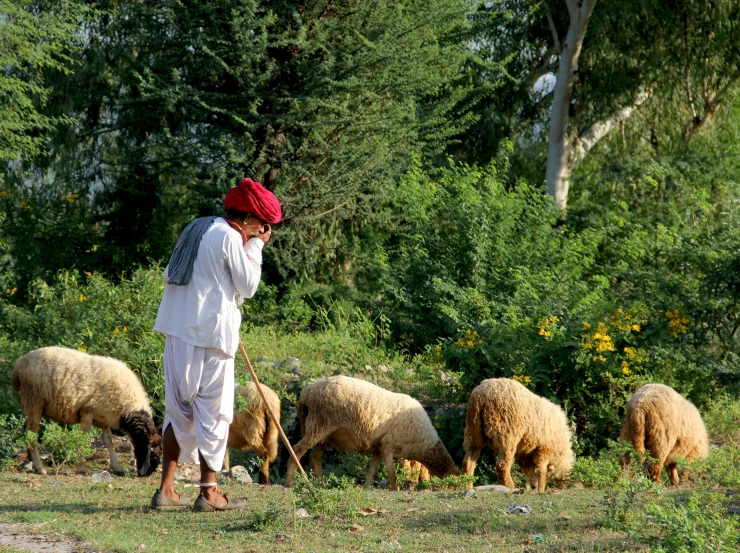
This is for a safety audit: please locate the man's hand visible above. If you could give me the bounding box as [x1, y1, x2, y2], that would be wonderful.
[255, 224, 271, 244]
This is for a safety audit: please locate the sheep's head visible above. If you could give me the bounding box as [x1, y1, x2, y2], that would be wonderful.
[548, 444, 575, 487]
[120, 411, 161, 476]
[421, 440, 461, 478]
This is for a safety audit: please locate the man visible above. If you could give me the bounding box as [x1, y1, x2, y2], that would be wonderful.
[150, 177, 281, 512]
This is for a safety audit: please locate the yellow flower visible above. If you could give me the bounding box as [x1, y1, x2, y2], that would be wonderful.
[621, 361, 631, 375]
[113, 328, 120, 335]
[123, 326, 128, 333]
[65, 194, 79, 204]
[524, 376, 532, 383]
[434, 345, 441, 353]
[6, 288, 17, 295]
[79, 294, 87, 302]
[78, 346, 87, 353]
[631, 324, 640, 332]
[466, 340, 474, 347]
[582, 321, 591, 330]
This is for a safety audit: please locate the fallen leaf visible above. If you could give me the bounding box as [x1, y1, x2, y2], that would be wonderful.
[358, 507, 386, 516]
[349, 523, 364, 532]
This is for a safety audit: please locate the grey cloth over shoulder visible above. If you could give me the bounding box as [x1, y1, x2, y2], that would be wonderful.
[165, 216, 218, 285]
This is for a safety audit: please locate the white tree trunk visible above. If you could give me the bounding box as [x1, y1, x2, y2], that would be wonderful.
[545, 0, 597, 211]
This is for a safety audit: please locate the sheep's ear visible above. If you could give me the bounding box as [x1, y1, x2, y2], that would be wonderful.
[137, 445, 152, 476]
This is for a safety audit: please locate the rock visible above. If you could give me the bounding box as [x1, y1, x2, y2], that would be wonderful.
[364, 365, 372, 372]
[275, 533, 294, 541]
[570, 481, 584, 489]
[114, 442, 132, 453]
[378, 364, 390, 373]
[436, 370, 449, 382]
[562, 515, 573, 521]
[287, 507, 311, 519]
[279, 357, 300, 371]
[474, 484, 513, 494]
[21, 461, 34, 473]
[463, 488, 476, 498]
[434, 408, 445, 418]
[349, 523, 363, 532]
[256, 356, 269, 363]
[230, 465, 252, 485]
[378, 479, 388, 489]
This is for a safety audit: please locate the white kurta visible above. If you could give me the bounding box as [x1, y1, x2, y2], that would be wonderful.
[154, 218, 263, 470]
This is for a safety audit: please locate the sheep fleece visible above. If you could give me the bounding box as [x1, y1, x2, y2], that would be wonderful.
[12, 346, 153, 428]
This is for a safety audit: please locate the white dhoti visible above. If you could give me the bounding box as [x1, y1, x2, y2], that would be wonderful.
[162, 335, 234, 471]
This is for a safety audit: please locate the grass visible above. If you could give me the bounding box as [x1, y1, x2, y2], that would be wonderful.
[0, 470, 648, 553]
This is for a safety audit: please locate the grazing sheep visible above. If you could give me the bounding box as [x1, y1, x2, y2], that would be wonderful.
[285, 376, 460, 490]
[12, 346, 162, 476]
[462, 378, 574, 491]
[223, 382, 280, 485]
[620, 383, 709, 485]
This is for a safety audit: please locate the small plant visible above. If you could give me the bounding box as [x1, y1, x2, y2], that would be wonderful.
[41, 422, 94, 474]
[599, 476, 659, 531]
[245, 504, 283, 531]
[416, 473, 475, 491]
[292, 473, 370, 518]
[0, 414, 27, 467]
[641, 492, 740, 553]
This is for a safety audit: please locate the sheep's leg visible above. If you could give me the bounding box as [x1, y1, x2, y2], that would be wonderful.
[75, 412, 94, 474]
[258, 457, 270, 485]
[102, 428, 125, 475]
[535, 459, 548, 492]
[462, 445, 482, 490]
[667, 463, 679, 486]
[285, 435, 323, 487]
[24, 406, 46, 475]
[223, 448, 231, 473]
[495, 448, 516, 490]
[381, 448, 398, 491]
[364, 453, 382, 489]
[309, 442, 326, 483]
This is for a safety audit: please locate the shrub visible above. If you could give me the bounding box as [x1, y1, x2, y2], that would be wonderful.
[291, 474, 371, 519]
[39, 422, 94, 474]
[0, 414, 28, 467]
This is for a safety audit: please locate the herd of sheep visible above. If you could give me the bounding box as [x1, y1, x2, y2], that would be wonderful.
[11, 346, 710, 491]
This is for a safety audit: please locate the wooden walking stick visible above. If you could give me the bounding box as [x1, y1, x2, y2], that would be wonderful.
[238, 340, 308, 479]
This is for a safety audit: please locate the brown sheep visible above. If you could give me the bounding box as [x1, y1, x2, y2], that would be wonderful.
[223, 382, 280, 485]
[285, 376, 460, 490]
[462, 378, 574, 491]
[12, 347, 161, 476]
[620, 383, 709, 485]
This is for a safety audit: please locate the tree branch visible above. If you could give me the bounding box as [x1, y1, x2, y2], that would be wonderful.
[571, 90, 650, 167]
[685, 70, 740, 145]
[544, 2, 561, 54]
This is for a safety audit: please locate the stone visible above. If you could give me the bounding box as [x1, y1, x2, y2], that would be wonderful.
[230, 465, 252, 485]
[463, 488, 476, 498]
[114, 441, 132, 453]
[473, 484, 512, 494]
[275, 534, 294, 541]
[378, 479, 388, 489]
[281, 357, 300, 370]
[504, 503, 532, 515]
[21, 462, 34, 473]
[378, 364, 390, 373]
[434, 408, 445, 418]
[287, 507, 311, 519]
[349, 523, 363, 532]
[256, 356, 269, 363]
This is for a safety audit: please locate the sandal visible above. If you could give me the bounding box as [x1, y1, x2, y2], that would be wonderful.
[150, 489, 192, 510]
[193, 492, 247, 512]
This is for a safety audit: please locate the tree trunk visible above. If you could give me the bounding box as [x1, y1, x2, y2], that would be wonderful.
[545, 0, 597, 211]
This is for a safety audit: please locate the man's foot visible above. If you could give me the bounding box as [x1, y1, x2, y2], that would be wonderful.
[151, 489, 192, 510]
[193, 492, 246, 512]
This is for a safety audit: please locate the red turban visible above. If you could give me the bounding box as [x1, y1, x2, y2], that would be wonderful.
[223, 177, 282, 224]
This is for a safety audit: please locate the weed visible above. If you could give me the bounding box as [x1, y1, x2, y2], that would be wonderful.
[416, 473, 475, 491]
[292, 473, 370, 518]
[40, 422, 94, 474]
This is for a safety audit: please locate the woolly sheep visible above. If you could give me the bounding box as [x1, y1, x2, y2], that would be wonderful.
[223, 382, 281, 484]
[462, 378, 574, 491]
[285, 375, 460, 490]
[12, 346, 162, 476]
[620, 383, 709, 485]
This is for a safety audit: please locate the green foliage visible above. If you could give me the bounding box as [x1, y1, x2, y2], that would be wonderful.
[689, 446, 740, 489]
[40, 422, 94, 475]
[0, 414, 28, 467]
[638, 492, 740, 553]
[0, 267, 166, 415]
[415, 473, 474, 491]
[599, 476, 660, 532]
[291, 474, 370, 519]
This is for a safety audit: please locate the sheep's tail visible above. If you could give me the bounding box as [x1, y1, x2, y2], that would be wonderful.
[462, 394, 484, 482]
[11, 369, 20, 393]
[297, 395, 308, 438]
[623, 407, 646, 453]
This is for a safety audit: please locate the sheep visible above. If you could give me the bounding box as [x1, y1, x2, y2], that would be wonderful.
[12, 346, 162, 477]
[461, 378, 574, 491]
[620, 383, 709, 485]
[223, 382, 280, 485]
[284, 375, 460, 490]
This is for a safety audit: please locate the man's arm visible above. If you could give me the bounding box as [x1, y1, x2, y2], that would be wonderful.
[226, 235, 263, 299]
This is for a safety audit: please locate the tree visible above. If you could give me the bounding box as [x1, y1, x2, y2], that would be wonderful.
[0, 0, 84, 162]
[0, 0, 481, 291]
[462, 0, 740, 210]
